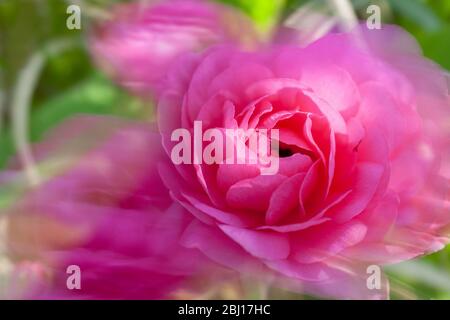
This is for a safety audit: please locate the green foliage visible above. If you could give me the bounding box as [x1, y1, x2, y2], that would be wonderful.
[388, 0, 442, 32]
[386, 0, 450, 70]
[218, 0, 286, 32]
[0, 74, 149, 168]
[0, 0, 86, 94]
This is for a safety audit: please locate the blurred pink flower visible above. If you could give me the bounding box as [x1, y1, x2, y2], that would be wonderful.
[157, 26, 450, 299]
[5, 116, 211, 299]
[91, 0, 258, 97]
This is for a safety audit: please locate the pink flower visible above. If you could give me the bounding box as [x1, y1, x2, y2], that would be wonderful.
[91, 0, 257, 97]
[5, 116, 210, 299]
[4, 3, 449, 298]
[157, 26, 450, 299]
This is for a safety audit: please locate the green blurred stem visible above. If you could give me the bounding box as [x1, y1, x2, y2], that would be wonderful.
[64, 0, 111, 20]
[329, 0, 358, 31]
[258, 281, 270, 300]
[10, 39, 77, 187]
[0, 89, 4, 139]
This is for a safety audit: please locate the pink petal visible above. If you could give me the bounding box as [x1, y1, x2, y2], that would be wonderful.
[266, 173, 305, 225]
[219, 225, 290, 260]
[331, 162, 385, 222]
[226, 174, 286, 211]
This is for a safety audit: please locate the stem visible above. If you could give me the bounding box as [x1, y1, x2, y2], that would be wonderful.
[284, 1, 338, 45]
[11, 54, 44, 186]
[63, 0, 111, 21]
[0, 88, 4, 139]
[258, 281, 270, 300]
[10, 39, 76, 187]
[329, 0, 358, 31]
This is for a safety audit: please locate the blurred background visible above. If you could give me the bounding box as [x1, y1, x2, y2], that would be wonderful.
[0, 0, 449, 299]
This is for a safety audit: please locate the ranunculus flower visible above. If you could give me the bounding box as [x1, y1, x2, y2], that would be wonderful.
[4, 1, 449, 299]
[4, 116, 211, 299]
[157, 26, 450, 299]
[91, 0, 257, 97]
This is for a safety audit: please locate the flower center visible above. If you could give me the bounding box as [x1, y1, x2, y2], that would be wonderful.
[278, 141, 316, 159]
